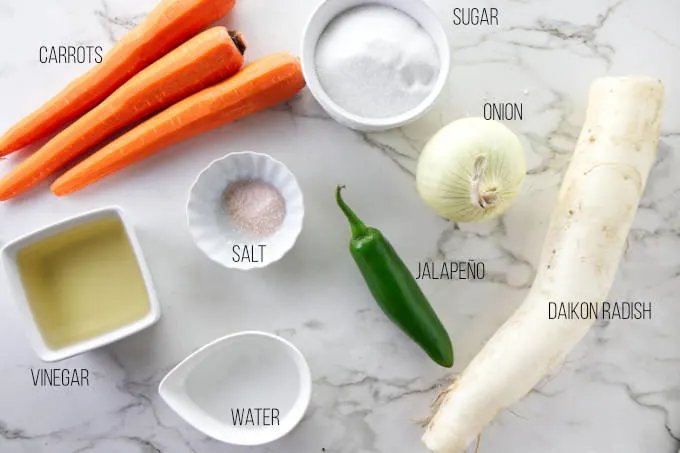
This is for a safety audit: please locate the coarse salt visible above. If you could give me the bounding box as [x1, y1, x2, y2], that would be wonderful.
[315, 4, 440, 119]
[222, 180, 286, 237]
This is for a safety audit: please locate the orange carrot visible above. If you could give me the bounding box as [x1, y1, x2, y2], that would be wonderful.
[51, 53, 305, 196]
[0, 0, 236, 157]
[0, 27, 245, 201]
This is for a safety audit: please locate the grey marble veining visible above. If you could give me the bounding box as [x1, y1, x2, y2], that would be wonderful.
[0, 0, 679, 452]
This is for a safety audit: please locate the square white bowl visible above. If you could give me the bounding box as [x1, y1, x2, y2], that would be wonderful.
[1, 206, 160, 362]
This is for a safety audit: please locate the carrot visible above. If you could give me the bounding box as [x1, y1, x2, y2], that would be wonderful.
[51, 53, 305, 196]
[0, 0, 236, 157]
[0, 27, 245, 201]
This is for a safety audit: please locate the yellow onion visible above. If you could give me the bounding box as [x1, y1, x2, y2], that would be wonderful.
[416, 117, 526, 222]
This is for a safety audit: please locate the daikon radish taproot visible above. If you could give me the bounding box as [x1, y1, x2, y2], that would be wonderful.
[422, 76, 665, 453]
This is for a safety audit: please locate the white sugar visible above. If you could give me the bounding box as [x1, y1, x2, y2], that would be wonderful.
[315, 5, 440, 119]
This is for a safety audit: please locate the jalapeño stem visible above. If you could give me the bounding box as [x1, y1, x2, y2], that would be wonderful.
[336, 185, 369, 238]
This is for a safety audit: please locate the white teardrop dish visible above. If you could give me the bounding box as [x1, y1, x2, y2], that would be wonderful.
[159, 331, 312, 446]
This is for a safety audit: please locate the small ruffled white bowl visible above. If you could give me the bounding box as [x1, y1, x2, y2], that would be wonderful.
[187, 152, 304, 270]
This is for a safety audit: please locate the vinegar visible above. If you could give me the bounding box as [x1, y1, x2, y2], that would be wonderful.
[17, 217, 150, 349]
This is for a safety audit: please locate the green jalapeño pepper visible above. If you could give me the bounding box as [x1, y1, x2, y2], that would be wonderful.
[336, 185, 454, 368]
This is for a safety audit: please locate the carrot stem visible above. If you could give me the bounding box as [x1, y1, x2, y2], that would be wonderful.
[0, 26, 245, 201]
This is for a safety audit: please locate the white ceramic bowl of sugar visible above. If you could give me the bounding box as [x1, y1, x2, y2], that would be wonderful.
[187, 152, 304, 270]
[301, 0, 450, 131]
[159, 331, 312, 446]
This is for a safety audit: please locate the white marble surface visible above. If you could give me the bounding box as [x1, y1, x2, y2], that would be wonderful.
[1, 0, 679, 452]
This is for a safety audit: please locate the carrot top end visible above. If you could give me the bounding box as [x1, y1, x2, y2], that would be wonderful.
[229, 30, 247, 55]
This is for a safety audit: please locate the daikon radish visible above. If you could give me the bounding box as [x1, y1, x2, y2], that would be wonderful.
[422, 76, 665, 453]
